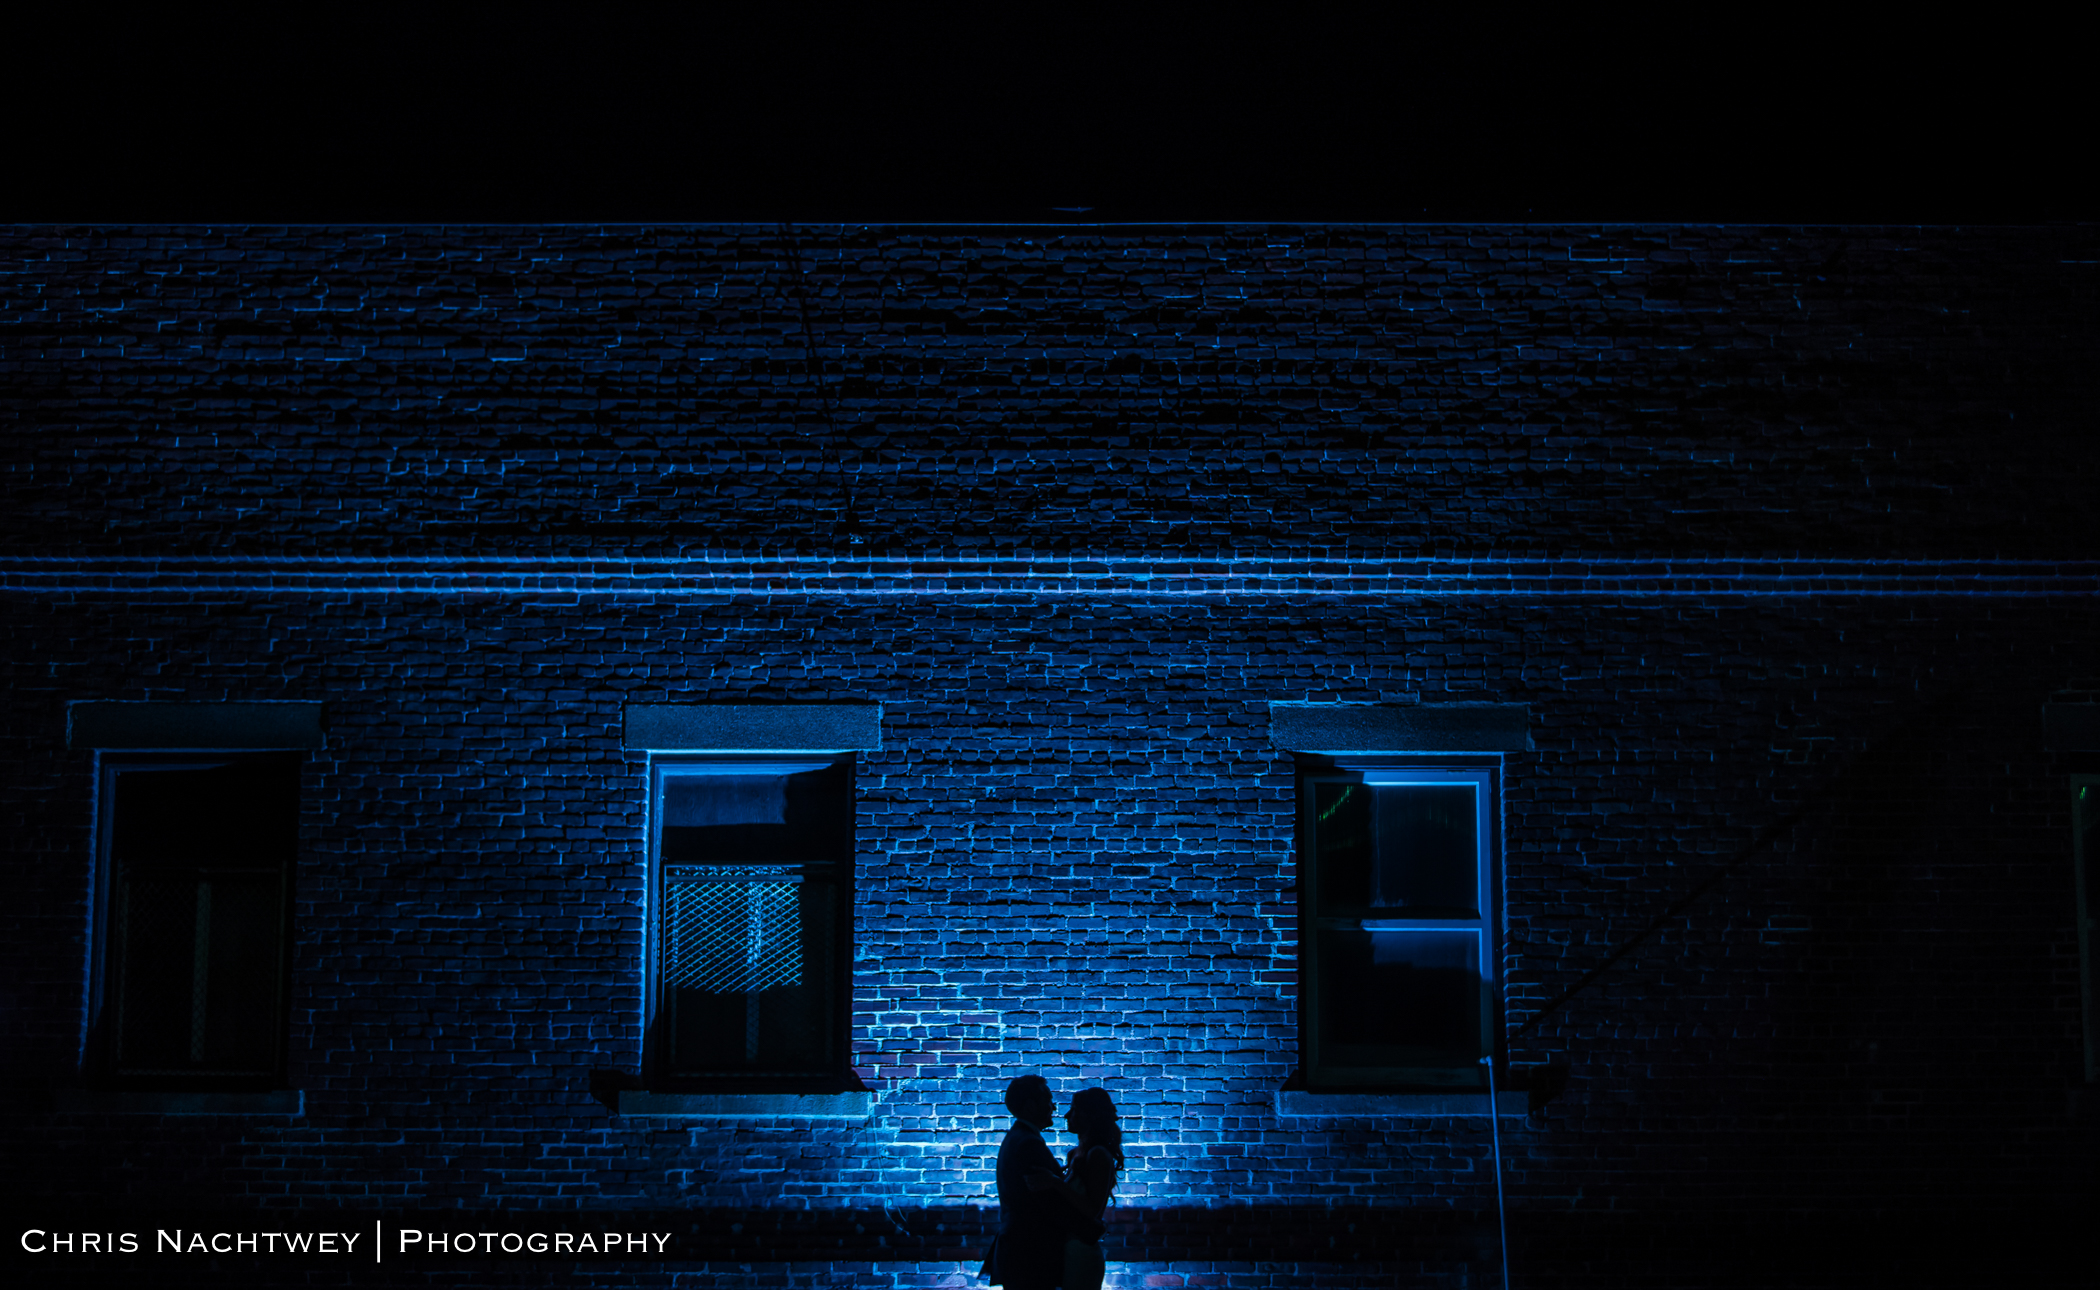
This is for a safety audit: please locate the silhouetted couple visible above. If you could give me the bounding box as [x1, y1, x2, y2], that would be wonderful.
[981, 1075, 1124, 1290]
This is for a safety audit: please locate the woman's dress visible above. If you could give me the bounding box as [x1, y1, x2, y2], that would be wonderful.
[1061, 1144, 1117, 1290]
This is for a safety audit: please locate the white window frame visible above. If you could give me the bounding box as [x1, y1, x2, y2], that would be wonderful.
[1299, 759, 1502, 1090]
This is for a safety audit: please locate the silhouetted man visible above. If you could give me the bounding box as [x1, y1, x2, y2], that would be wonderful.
[982, 1074, 1065, 1289]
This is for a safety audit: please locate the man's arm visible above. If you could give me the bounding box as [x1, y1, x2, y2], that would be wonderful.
[1024, 1167, 1092, 1213]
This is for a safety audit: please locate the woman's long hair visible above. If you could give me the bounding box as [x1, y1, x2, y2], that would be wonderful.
[1068, 1086, 1125, 1170]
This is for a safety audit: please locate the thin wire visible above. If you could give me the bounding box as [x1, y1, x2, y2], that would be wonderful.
[1484, 1057, 1511, 1290]
[1509, 678, 1977, 1042]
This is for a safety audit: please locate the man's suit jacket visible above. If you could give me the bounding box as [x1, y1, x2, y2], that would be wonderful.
[984, 1119, 1065, 1289]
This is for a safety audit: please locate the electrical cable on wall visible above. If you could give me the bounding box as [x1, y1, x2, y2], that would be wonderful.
[1487, 680, 1975, 1287]
[1484, 1057, 1511, 1290]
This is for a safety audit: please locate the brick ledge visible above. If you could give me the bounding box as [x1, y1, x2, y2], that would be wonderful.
[1274, 1090, 1525, 1118]
[54, 1089, 304, 1116]
[617, 1091, 874, 1119]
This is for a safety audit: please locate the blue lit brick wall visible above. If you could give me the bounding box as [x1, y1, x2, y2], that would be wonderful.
[2, 226, 2096, 1287]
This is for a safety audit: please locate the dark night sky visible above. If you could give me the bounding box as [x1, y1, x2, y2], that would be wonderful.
[8, 14, 2087, 225]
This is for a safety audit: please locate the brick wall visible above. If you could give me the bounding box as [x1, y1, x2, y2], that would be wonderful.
[3, 226, 2095, 1286]
[5, 225, 2095, 560]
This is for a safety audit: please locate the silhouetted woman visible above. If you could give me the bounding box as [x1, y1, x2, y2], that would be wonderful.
[1027, 1086, 1123, 1290]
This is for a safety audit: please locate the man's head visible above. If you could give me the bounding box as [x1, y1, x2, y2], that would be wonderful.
[1003, 1074, 1054, 1130]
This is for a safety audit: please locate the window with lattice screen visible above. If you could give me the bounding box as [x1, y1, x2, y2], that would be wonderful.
[93, 754, 297, 1085]
[648, 759, 852, 1085]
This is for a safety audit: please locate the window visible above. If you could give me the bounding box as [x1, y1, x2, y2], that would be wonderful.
[1298, 759, 1500, 1090]
[91, 754, 297, 1086]
[2076, 776, 2099, 1083]
[646, 757, 854, 1089]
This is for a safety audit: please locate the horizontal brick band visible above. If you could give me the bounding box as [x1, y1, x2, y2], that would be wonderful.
[5, 557, 2098, 599]
[616, 1091, 874, 1119]
[1274, 1090, 1527, 1118]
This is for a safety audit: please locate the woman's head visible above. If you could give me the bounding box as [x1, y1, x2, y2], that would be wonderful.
[1063, 1086, 1124, 1166]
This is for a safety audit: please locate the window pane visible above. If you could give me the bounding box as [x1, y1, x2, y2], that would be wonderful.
[1312, 781, 1372, 916]
[104, 757, 294, 1077]
[114, 876, 197, 1068]
[200, 874, 285, 1070]
[112, 761, 298, 871]
[664, 878, 802, 993]
[661, 771, 843, 870]
[663, 775, 787, 828]
[667, 878, 835, 1071]
[1372, 784, 1478, 914]
[1317, 928, 1482, 1066]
